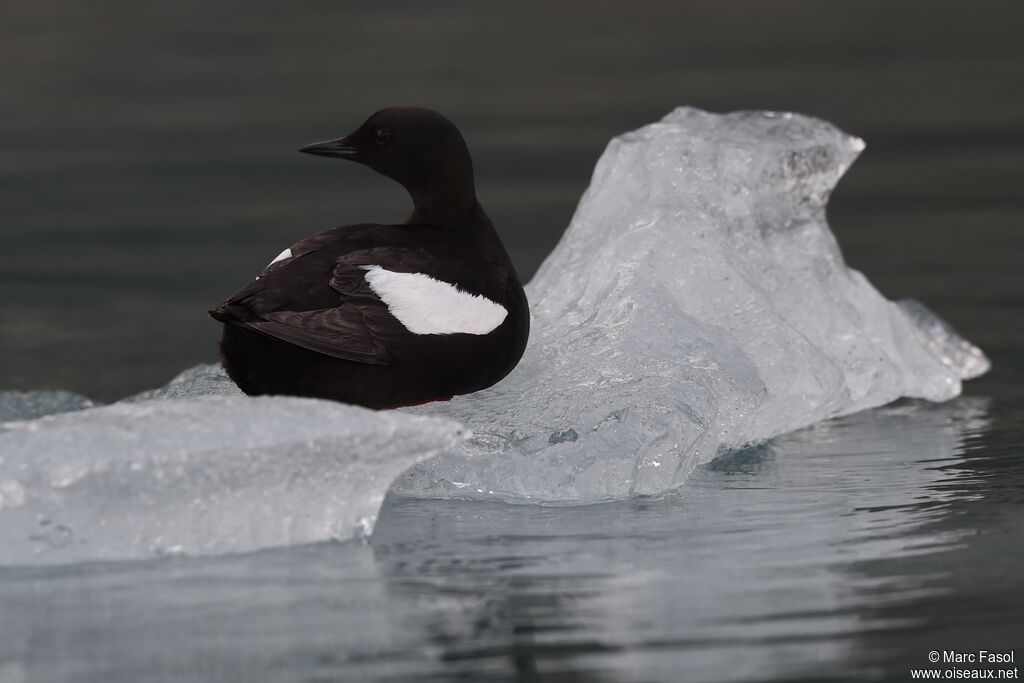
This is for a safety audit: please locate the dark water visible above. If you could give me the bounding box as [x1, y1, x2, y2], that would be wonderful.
[1, 2, 1023, 681]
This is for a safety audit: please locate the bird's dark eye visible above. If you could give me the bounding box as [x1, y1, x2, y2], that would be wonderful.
[373, 128, 391, 145]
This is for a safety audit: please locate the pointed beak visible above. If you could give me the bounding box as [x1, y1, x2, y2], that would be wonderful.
[299, 137, 359, 160]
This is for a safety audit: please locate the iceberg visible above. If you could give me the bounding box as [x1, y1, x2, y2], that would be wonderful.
[0, 107, 988, 564]
[0, 397, 464, 565]
[394, 107, 988, 502]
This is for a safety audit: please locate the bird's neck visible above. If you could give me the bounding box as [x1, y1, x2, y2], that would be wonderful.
[403, 155, 479, 227]
[405, 169, 479, 226]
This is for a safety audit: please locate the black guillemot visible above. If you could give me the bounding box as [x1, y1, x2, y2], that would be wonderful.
[210, 107, 530, 409]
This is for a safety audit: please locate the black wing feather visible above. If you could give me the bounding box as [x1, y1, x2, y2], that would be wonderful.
[209, 228, 401, 365]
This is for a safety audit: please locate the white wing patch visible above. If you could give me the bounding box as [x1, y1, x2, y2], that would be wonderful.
[361, 265, 507, 335]
[268, 248, 292, 267]
[256, 247, 293, 280]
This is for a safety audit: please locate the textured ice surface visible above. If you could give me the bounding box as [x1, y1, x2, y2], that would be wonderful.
[0, 397, 464, 565]
[896, 298, 990, 380]
[395, 107, 988, 502]
[123, 363, 243, 402]
[0, 390, 97, 422]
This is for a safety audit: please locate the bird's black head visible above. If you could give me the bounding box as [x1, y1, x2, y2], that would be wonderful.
[300, 107, 478, 225]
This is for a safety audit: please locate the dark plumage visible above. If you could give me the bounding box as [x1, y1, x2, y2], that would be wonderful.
[210, 108, 529, 409]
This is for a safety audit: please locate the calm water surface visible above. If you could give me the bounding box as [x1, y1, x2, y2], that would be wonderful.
[1, 2, 1022, 681]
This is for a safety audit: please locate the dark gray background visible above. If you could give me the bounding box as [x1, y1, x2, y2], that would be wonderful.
[2, 0, 1021, 400]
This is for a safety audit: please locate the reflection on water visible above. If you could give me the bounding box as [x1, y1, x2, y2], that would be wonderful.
[371, 399, 995, 682]
[3, 397, 1017, 682]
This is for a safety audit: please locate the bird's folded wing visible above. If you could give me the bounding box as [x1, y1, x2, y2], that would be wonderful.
[210, 236, 513, 366]
[247, 305, 398, 365]
[209, 241, 407, 366]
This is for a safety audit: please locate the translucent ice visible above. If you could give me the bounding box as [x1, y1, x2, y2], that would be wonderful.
[896, 298, 990, 380]
[395, 107, 988, 503]
[0, 396, 464, 565]
[122, 363, 243, 402]
[0, 390, 97, 422]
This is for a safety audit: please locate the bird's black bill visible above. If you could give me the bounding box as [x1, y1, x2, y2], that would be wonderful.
[299, 137, 359, 160]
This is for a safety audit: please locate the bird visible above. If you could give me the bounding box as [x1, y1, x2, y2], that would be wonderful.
[210, 107, 530, 409]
